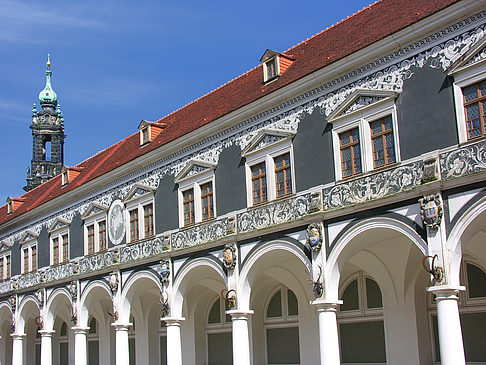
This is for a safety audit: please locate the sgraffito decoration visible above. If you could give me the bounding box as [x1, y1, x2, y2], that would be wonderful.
[306, 223, 322, 252]
[419, 194, 443, 229]
[108, 200, 125, 245]
[222, 244, 237, 270]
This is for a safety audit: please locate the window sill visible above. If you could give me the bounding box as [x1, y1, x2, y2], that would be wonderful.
[337, 162, 401, 184]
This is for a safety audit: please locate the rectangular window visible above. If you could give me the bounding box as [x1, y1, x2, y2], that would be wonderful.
[266, 59, 277, 80]
[142, 127, 149, 143]
[130, 209, 139, 242]
[6, 255, 10, 279]
[251, 162, 267, 205]
[23, 248, 29, 273]
[463, 80, 486, 140]
[99, 220, 107, 251]
[87, 225, 95, 255]
[340, 128, 362, 178]
[62, 234, 69, 263]
[370, 116, 396, 168]
[144, 204, 154, 237]
[0, 258, 4, 281]
[201, 182, 214, 221]
[274, 153, 292, 198]
[52, 237, 59, 265]
[183, 189, 195, 226]
[31, 245, 37, 271]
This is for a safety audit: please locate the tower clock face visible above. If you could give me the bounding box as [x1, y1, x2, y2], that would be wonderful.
[108, 199, 125, 245]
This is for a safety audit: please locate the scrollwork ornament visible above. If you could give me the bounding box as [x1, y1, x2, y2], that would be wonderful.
[419, 193, 443, 229]
[222, 244, 237, 270]
[306, 223, 322, 252]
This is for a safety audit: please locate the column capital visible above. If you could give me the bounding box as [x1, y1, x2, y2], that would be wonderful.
[427, 285, 465, 301]
[225, 309, 254, 320]
[162, 317, 185, 326]
[71, 326, 90, 335]
[111, 322, 132, 331]
[38, 329, 55, 337]
[311, 299, 343, 312]
[10, 333, 26, 340]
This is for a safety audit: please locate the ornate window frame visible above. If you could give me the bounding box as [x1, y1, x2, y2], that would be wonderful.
[48, 217, 71, 266]
[0, 242, 11, 281]
[241, 129, 296, 207]
[19, 230, 38, 274]
[328, 90, 400, 181]
[123, 184, 156, 243]
[82, 203, 109, 255]
[175, 160, 216, 228]
[447, 37, 486, 144]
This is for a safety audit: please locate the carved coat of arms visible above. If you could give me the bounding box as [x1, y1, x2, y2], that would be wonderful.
[419, 194, 443, 229]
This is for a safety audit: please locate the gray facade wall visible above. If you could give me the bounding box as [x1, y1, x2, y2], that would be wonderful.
[397, 60, 458, 160]
[294, 109, 335, 191]
[155, 174, 178, 233]
[70, 213, 84, 259]
[215, 145, 246, 216]
[37, 226, 49, 268]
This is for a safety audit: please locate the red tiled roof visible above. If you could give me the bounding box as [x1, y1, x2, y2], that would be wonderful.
[0, 0, 462, 225]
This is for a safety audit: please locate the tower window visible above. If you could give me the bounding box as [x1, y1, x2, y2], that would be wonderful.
[45, 141, 51, 161]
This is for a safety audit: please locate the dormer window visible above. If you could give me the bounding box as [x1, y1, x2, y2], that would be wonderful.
[6, 196, 25, 214]
[266, 58, 278, 80]
[260, 49, 294, 83]
[61, 166, 83, 186]
[138, 120, 166, 146]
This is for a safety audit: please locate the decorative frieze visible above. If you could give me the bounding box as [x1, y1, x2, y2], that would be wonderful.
[171, 218, 231, 249]
[78, 251, 118, 274]
[440, 140, 486, 180]
[44, 263, 76, 283]
[120, 236, 166, 263]
[322, 161, 423, 211]
[237, 194, 311, 233]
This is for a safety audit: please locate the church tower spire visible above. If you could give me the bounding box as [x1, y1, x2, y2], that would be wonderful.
[24, 55, 65, 192]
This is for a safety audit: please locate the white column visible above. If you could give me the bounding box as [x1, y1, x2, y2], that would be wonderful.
[11, 333, 25, 365]
[39, 330, 55, 365]
[72, 327, 89, 365]
[112, 323, 131, 365]
[226, 310, 253, 365]
[428, 286, 466, 365]
[312, 300, 342, 365]
[163, 317, 184, 365]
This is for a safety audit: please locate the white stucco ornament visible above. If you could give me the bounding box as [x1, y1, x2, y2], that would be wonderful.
[108, 199, 125, 245]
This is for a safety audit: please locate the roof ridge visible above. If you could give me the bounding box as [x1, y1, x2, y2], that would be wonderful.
[283, 0, 382, 54]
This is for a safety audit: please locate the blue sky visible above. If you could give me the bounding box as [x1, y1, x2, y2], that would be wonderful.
[0, 0, 373, 201]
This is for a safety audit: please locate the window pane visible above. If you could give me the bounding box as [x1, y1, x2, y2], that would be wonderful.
[208, 332, 233, 365]
[60, 342, 69, 365]
[461, 312, 486, 362]
[266, 327, 300, 364]
[159, 336, 167, 365]
[340, 279, 359, 311]
[464, 84, 478, 102]
[365, 278, 383, 309]
[287, 289, 299, 316]
[88, 341, 99, 365]
[201, 182, 214, 220]
[339, 321, 386, 363]
[267, 290, 282, 318]
[466, 263, 486, 298]
[208, 300, 220, 324]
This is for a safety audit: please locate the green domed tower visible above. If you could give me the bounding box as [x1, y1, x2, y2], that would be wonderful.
[24, 55, 66, 192]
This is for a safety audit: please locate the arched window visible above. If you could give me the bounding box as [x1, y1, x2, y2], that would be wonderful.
[265, 286, 300, 365]
[430, 260, 486, 363]
[59, 321, 69, 365]
[338, 272, 386, 364]
[87, 317, 99, 365]
[206, 297, 232, 365]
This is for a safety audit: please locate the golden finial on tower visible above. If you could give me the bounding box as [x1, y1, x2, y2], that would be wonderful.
[46, 54, 51, 69]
